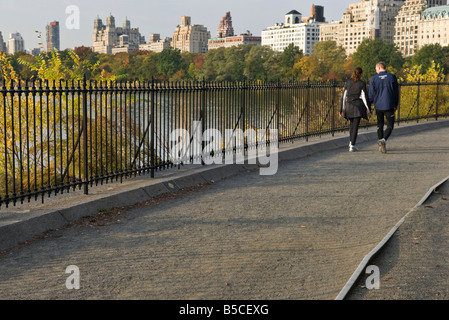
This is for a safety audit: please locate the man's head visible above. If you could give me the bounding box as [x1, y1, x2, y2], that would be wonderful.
[376, 62, 387, 74]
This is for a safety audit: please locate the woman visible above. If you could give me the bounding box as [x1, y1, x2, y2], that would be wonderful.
[340, 67, 371, 152]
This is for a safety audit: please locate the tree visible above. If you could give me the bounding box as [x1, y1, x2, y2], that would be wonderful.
[17, 48, 100, 81]
[352, 38, 404, 81]
[188, 55, 205, 80]
[411, 44, 449, 75]
[397, 60, 445, 120]
[1, 48, 140, 201]
[156, 48, 186, 80]
[127, 50, 158, 81]
[279, 44, 303, 80]
[296, 41, 346, 81]
[243, 45, 281, 81]
[74, 46, 93, 60]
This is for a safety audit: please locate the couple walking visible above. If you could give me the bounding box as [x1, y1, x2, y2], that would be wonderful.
[340, 62, 400, 153]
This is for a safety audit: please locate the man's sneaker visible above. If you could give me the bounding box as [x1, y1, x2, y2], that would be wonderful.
[349, 144, 358, 152]
[378, 139, 387, 154]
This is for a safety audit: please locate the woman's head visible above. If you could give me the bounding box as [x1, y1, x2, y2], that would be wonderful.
[351, 67, 363, 82]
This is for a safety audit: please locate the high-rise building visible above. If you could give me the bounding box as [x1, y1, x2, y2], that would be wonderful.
[217, 12, 234, 38]
[92, 14, 145, 54]
[171, 16, 210, 54]
[319, 0, 405, 55]
[261, 10, 322, 55]
[0, 32, 6, 53]
[208, 12, 261, 50]
[394, 0, 447, 56]
[46, 21, 60, 52]
[7, 32, 25, 54]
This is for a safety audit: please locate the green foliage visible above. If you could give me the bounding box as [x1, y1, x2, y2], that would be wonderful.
[16, 48, 102, 82]
[156, 48, 186, 79]
[5, 39, 449, 83]
[279, 44, 303, 79]
[352, 38, 404, 81]
[243, 45, 281, 81]
[200, 45, 253, 81]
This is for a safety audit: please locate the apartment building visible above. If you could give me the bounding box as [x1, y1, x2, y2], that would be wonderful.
[139, 34, 171, 53]
[208, 12, 261, 50]
[92, 15, 145, 54]
[261, 10, 322, 55]
[394, 0, 447, 56]
[217, 12, 234, 38]
[208, 31, 261, 50]
[7, 32, 25, 54]
[320, 0, 405, 55]
[419, 4, 449, 47]
[171, 16, 210, 54]
[46, 21, 60, 52]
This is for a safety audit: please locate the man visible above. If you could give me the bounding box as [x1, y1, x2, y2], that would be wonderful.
[368, 62, 400, 154]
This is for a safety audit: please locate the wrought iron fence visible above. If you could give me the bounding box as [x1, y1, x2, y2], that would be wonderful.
[1, 78, 448, 207]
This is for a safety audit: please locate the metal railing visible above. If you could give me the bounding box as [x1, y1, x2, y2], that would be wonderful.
[1, 77, 448, 207]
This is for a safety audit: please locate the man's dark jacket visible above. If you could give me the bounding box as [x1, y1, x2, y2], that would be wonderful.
[368, 71, 400, 111]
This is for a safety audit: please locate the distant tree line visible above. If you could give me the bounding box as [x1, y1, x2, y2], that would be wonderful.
[5, 39, 449, 83]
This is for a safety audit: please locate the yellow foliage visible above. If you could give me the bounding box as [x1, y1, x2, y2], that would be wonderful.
[399, 60, 444, 83]
[0, 48, 129, 198]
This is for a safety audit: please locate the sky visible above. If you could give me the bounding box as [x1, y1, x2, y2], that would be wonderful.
[0, 0, 355, 51]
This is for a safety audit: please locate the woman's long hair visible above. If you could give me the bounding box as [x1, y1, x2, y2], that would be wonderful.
[351, 67, 363, 82]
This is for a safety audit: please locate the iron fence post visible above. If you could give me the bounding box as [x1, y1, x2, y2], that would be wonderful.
[397, 80, 401, 125]
[306, 78, 310, 142]
[332, 79, 336, 137]
[436, 79, 439, 120]
[276, 78, 280, 148]
[201, 77, 206, 165]
[82, 75, 89, 195]
[417, 79, 420, 123]
[150, 77, 155, 178]
[241, 80, 246, 153]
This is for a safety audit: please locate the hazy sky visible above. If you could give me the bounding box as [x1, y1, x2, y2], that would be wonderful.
[0, 0, 355, 50]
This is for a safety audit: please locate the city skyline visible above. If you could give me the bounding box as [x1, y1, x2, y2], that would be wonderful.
[0, 0, 355, 51]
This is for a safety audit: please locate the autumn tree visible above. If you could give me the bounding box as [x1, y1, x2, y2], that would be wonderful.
[295, 41, 346, 81]
[411, 43, 449, 75]
[0, 48, 145, 203]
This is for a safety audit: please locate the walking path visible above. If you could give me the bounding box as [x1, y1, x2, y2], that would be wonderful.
[0, 119, 448, 300]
